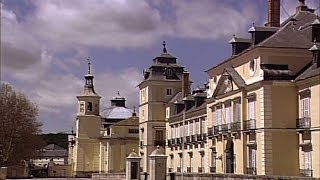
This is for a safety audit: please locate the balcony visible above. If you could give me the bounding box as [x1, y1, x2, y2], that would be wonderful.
[171, 138, 176, 145]
[213, 125, 221, 136]
[210, 166, 216, 173]
[300, 169, 313, 177]
[202, 133, 207, 142]
[198, 167, 204, 173]
[231, 121, 241, 132]
[221, 124, 229, 134]
[187, 167, 192, 173]
[176, 138, 181, 144]
[186, 136, 191, 144]
[246, 167, 257, 175]
[207, 127, 213, 138]
[243, 119, 256, 131]
[191, 135, 196, 143]
[177, 167, 181, 172]
[297, 117, 311, 130]
[154, 140, 166, 146]
[196, 134, 202, 141]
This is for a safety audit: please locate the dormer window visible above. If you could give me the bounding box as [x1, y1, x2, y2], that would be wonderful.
[87, 102, 93, 111]
[166, 88, 173, 96]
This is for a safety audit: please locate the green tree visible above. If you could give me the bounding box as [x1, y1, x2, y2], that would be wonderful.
[0, 83, 44, 166]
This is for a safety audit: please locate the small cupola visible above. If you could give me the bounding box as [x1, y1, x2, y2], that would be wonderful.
[110, 91, 126, 107]
[309, 41, 320, 68]
[248, 24, 278, 45]
[229, 35, 251, 56]
[153, 41, 177, 64]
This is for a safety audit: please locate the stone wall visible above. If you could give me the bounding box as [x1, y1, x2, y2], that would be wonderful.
[167, 173, 316, 180]
[92, 172, 125, 180]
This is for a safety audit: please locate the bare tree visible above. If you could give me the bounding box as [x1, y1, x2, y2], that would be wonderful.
[0, 83, 44, 166]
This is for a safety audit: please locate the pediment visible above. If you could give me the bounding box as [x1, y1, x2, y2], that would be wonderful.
[212, 67, 246, 98]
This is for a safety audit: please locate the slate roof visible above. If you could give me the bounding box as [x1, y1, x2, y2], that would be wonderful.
[295, 65, 320, 80]
[37, 144, 67, 158]
[207, 10, 318, 72]
[101, 106, 133, 120]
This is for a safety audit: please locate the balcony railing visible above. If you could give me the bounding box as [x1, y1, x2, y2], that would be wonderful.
[210, 166, 216, 173]
[186, 136, 190, 144]
[246, 167, 257, 175]
[191, 135, 196, 143]
[177, 167, 181, 172]
[208, 127, 213, 138]
[231, 121, 241, 132]
[202, 133, 207, 141]
[176, 138, 181, 144]
[168, 168, 173, 172]
[154, 140, 166, 146]
[140, 141, 144, 149]
[297, 117, 311, 129]
[198, 167, 204, 173]
[213, 125, 221, 135]
[243, 119, 256, 131]
[187, 167, 192, 173]
[300, 169, 313, 177]
[221, 124, 229, 133]
[171, 138, 176, 145]
[196, 134, 202, 141]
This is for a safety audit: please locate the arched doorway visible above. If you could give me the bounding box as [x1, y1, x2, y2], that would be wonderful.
[225, 139, 234, 173]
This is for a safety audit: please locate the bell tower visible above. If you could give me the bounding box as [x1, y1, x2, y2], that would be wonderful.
[138, 42, 185, 172]
[74, 57, 101, 177]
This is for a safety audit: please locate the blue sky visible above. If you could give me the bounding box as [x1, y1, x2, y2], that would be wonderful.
[1, 0, 319, 133]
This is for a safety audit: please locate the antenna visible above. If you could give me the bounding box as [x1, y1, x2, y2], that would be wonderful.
[87, 57, 91, 74]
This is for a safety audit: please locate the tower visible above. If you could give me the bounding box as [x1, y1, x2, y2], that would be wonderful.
[74, 57, 101, 177]
[138, 42, 185, 172]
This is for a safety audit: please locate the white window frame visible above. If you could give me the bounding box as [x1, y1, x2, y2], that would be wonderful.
[166, 88, 173, 96]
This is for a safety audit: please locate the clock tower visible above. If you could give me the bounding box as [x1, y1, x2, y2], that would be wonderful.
[138, 42, 186, 172]
[74, 57, 101, 177]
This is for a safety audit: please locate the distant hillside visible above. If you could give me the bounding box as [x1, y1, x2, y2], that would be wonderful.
[40, 133, 69, 149]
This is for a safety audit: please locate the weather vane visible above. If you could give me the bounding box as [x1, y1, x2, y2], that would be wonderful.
[162, 41, 167, 53]
[87, 57, 91, 74]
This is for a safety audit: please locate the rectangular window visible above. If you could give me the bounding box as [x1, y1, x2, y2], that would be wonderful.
[195, 120, 199, 134]
[155, 130, 164, 141]
[216, 106, 222, 126]
[180, 123, 184, 137]
[225, 103, 231, 125]
[233, 101, 241, 122]
[166, 88, 173, 96]
[190, 121, 194, 135]
[248, 147, 256, 170]
[304, 151, 312, 170]
[201, 118, 206, 134]
[248, 99, 256, 120]
[184, 122, 188, 136]
[301, 98, 310, 118]
[128, 129, 139, 134]
[171, 126, 174, 139]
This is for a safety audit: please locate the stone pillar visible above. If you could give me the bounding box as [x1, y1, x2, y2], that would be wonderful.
[149, 147, 167, 180]
[126, 150, 141, 180]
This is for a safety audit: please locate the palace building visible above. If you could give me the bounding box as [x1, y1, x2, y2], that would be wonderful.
[138, 0, 320, 178]
[72, 59, 139, 177]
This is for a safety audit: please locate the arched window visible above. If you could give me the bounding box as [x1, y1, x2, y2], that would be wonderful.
[87, 102, 93, 111]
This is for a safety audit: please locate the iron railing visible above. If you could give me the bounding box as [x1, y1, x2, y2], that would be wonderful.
[300, 169, 313, 177]
[210, 166, 216, 173]
[243, 119, 256, 130]
[207, 127, 213, 137]
[297, 117, 311, 129]
[198, 167, 204, 173]
[246, 167, 257, 175]
[187, 167, 192, 173]
[231, 121, 241, 132]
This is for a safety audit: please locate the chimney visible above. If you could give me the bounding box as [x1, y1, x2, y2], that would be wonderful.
[182, 71, 190, 98]
[266, 0, 280, 27]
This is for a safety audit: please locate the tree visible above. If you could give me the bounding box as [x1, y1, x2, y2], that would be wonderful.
[0, 83, 44, 166]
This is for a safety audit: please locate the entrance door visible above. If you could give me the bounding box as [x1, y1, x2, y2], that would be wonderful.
[131, 162, 138, 179]
[225, 139, 234, 173]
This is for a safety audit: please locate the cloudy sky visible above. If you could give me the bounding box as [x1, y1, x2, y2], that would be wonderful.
[1, 0, 319, 133]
